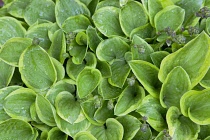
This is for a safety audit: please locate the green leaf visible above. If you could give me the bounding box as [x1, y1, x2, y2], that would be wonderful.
[154, 5, 185, 32]
[119, 1, 148, 36]
[129, 60, 161, 98]
[19, 44, 57, 91]
[48, 127, 68, 140]
[166, 106, 200, 139]
[180, 89, 210, 125]
[200, 68, 210, 88]
[132, 123, 153, 140]
[137, 95, 167, 132]
[0, 86, 22, 122]
[77, 67, 102, 98]
[74, 131, 97, 140]
[86, 26, 102, 52]
[150, 51, 169, 68]
[130, 23, 154, 39]
[94, 100, 115, 124]
[51, 57, 65, 81]
[7, 0, 32, 18]
[45, 79, 76, 106]
[31, 121, 52, 132]
[55, 91, 84, 124]
[3, 88, 36, 121]
[0, 37, 32, 66]
[0, 60, 15, 88]
[30, 102, 41, 123]
[108, 60, 130, 88]
[114, 85, 145, 116]
[62, 14, 91, 33]
[24, 0, 55, 25]
[48, 29, 66, 64]
[55, 114, 90, 137]
[0, 16, 26, 45]
[96, 60, 112, 78]
[92, 6, 124, 37]
[160, 66, 191, 108]
[75, 31, 87, 45]
[55, 0, 90, 27]
[0, 119, 37, 140]
[159, 31, 210, 88]
[116, 115, 141, 140]
[99, 78, 123, 99]
[35, 94, 56, 126]
[96, 0, 120, 10]
[96, 37, 129, 63]
[131, 35, 154, 62]
[25, 23, 53, 50]
[89, 118, 124, 140]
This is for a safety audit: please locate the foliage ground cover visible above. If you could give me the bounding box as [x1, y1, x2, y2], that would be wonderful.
[0, 0, 210, 139]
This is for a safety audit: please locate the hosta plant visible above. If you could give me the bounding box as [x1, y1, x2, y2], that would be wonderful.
[0, 0, 210, 139]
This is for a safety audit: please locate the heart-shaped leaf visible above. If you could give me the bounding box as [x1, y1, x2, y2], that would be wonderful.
[119, 1, 148, 36]
[154, 5, 185, 32]
[114, 84, 145, 116]
[0, 37, 32, 66]
[159, 31, 210, 88]
[96, 60, 112, 78]
[74, 131, 97, 140]
[89, 118, 124, 140]
[3, 88, 36, 121]
[129, 60, 161, 98]
[48, 127, 68, 140]
[77, 67, 102, 98]
[19, 44, 57, 91]
[0, 119, 37, 140]
[92, 6, 124, 37]
[166, 106, 200, 139]
[160, 66, 191, 108]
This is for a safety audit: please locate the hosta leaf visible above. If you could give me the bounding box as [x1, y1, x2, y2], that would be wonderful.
[48, 23, 60, 41]
[137, 95, 167, 132]
[25, 23, 53, 50]
[31, 121, 52, 132]
[89, 118, 124, 140]
[35, 94, 56, 126]
[55, 114, 90, 137]
[48, 127, 68, 140]
[62, 14, 91, 33]
[94, 100, 115, 124]
[86, 26, 102, 52]
[0, 86, 22, 122]
[48, 29, 66, 64]
[75, 32, 87, 45]
[30, 102, 41, 123]
[119, 1, 148, 36]
[166, 106, 200, 139]
[206, 18, 210, 35]
[131, 35, 154, 62]
[0, 16, 26, 46]
[77, 67, 102, 98]
[0, 119, 37, 140]
[150, 51, 169, 68]
[114, 84, 145, 116]
[116, 115, 141, 140]
[55, 91, 84, 124]
[129, 60, 161, 98]
[0, 60, 15, 88]
[154, 5, 185, 32]
[200, 68, 210, 88]
[3, 88, 36, 121]
[92, 6, 124, 37]
[159, 31, 210, 88]
[96, 37, 129, 63]
[0, 37, 32, 66]
[132, 123, 153, 140]
[180, 89, 210, 125]
[130, 23, 154, 39]
[160, 66, 191, 108]
[24, 0, 55, 25]
[96, 60, 112, 78]
[45, 79, 76, 106]
[108, 60, 130, 88]
[81, 98, 102, 125]
[19, 44, 57, 91]
[7, 0, 32, 18]
[99, 78, 123, 99]
[96, 0, 120, 10]
[55, 0, 90, 27]
[74, 131, 97, 140]
[51, 57, 65, 81]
